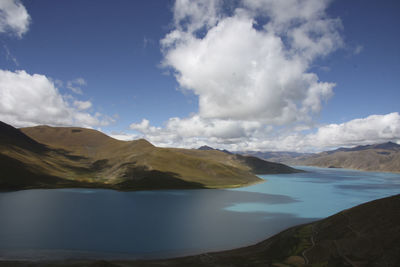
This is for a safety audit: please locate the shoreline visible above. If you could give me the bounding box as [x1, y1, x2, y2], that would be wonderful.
[291, 164, 400, 174]
[0, 175, 268, 193]
[0, 194, 399, 266]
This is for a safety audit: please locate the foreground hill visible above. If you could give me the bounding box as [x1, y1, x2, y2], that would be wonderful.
[0, 121, 96, 190]
[284, 142, 400, 172]
[3, 194, 399, 266]
[0, 121, 300, 190]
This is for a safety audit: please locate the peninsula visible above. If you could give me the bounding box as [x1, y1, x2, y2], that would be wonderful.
[0, 121, 300, 191]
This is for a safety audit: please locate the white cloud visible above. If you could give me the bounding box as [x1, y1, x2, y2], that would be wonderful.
[306, 112, 400, 149]
[0, 0, 30, 37]
[66, 78, 86, 94]
[129, 0, 346, 150]
[128, 1, 399, 152]
[131, 113, 400, 152]
[0, 69, 112, 128]
[73, 100, 92, 110]
[3, 44, 19, 66]
[161, 0, 341, 125]
[237, 113, 400, 152]
[108, 132, 138, 141]
[130, 119, 150, 131]
[130, 116, 268, 149]
[130, 119, 161, 134]
[172, 0, 221, 34]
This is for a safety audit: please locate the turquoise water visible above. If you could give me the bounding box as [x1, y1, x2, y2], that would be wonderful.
[227, 166, 400, 217]
[0, 167, 399, 260]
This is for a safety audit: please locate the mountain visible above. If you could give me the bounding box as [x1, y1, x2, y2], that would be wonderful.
[3, 194, 399, 266]
[283, 142, 400, 172]
[328, 141, 400, 153]
[198, 145, 232, 154]
[240, 150, 311, 164]
[243, 142, 400, 173]
[234, 154, 303, 174]
[0, 122, 300, 191]
[198, 145, 302, 174]
[0, 121, 45, 151]
[198, 145, 215, 151]
[0, 122, 96, 190]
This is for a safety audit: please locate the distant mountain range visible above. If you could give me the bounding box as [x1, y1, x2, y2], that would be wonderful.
[4, 194, 399, 266]
[0, 121, 300, 191]
[242, 142, 400, 173]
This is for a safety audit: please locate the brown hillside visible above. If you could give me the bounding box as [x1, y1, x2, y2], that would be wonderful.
[20, 125, 264, 188]
[284, 143, 400, 173]
[2, 122, 300, 190]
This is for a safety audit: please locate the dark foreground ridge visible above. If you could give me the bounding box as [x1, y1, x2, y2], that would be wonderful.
[2, 194, 399, 267]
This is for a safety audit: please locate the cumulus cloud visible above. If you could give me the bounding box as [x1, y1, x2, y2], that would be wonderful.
[131, 116, 262, 141]
[0, 69, 112, 128]
[130, 113, 400, 152]
[0, 0, 30, 37]
[172, 0, 221, 34]
[238, 113, 400, 152]
[127, 1, 398, 152]
[66, 78, 86, 94]
[128, 0, 347, 150]
[130, 119, 152, 132]
[306, 113, 400, 149]
[161, 0, 342, 124]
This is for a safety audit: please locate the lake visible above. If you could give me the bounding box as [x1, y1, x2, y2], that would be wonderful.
[0, 166, 399, 260]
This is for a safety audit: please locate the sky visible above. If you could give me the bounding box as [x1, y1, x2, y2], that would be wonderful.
[0, 0, 399, 152]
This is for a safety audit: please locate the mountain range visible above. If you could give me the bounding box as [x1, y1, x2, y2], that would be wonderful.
[0, 121, 300, 191]
[243, 142, 400, 173]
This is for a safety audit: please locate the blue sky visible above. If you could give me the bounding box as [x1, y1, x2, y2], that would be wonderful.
[0, 0, 399, 151]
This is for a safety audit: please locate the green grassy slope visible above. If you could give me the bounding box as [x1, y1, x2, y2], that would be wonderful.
[3, 194, 399, 266]
[20, 125, 264, 188]
[1, 122, 299, 190]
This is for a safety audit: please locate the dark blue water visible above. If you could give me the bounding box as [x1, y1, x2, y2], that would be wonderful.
[0, 167, 399, 260]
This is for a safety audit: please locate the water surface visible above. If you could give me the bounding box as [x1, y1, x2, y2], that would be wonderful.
[0, 166, 398, 260]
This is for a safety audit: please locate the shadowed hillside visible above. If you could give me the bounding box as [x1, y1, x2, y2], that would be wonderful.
[1, 122, 300, 190]
[0, 122, 99, 190]
[234, 154, 303, 174]
[3, 194, 399, 266]
[197, 145, 301, 174]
